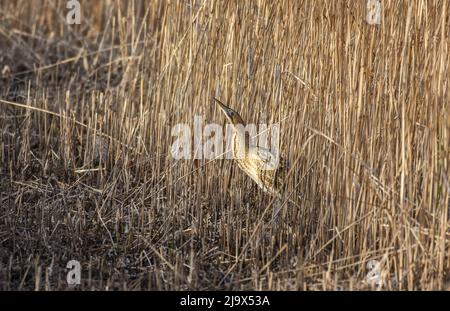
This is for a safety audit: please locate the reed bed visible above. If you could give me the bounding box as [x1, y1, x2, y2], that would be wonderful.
[0, 0, 449, 290]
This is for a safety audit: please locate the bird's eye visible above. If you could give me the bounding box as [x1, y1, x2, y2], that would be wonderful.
[228, 110, 234, 117]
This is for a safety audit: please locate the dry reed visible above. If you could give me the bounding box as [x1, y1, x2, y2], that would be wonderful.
[0, 0, 449, 290]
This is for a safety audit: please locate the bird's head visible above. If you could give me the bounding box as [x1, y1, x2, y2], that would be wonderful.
[214, 98, 245, 126]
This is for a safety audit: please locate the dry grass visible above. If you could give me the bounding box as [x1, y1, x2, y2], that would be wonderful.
[0, 0, 449, 290]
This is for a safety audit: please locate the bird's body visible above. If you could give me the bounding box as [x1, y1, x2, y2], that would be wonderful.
[215, 98, 287, 198]
[233, 136, 285, 196]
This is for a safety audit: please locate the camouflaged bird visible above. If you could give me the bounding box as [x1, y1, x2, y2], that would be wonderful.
[214, 98, 288, 198]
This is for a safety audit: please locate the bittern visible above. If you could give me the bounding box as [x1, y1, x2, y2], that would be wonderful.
[214, 98, 288, 205]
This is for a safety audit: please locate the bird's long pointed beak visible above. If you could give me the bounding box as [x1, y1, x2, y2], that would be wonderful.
[213, 98, 244, 126]
[213, 98, 227, 112]
[214, 98, 239, 125]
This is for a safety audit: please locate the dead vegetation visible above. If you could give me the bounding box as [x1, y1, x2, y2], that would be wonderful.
[0, 0, 449, 290]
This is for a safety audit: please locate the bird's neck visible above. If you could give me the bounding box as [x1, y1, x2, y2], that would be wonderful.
[232, 125, 250, 158]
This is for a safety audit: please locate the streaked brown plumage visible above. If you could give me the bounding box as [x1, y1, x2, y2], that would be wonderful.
[214, 98, 288, 198]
